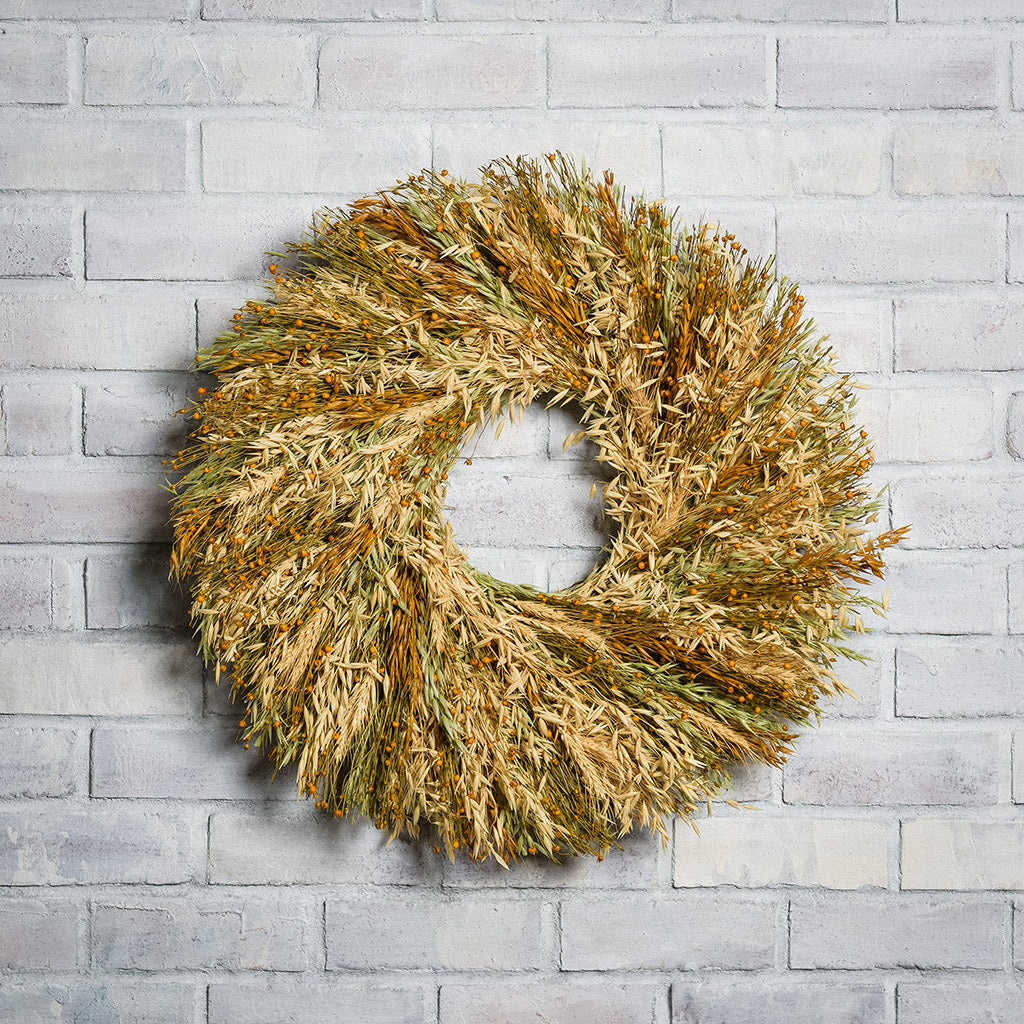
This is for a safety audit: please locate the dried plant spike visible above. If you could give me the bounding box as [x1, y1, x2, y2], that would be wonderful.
[169, 154, 907, 864]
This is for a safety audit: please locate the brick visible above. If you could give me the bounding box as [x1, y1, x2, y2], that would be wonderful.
[549, 35, 766, 108]
[1015, 732, 1024, 802]
[665, 203, 776, 266]
[663, 123, 884, 197]
[904, 0, 1024, 19]
[327, 894, 543, 970]
[0, 638, 200, 716]
[84, 379, 188, 456]
[433, 122, 662, 196]
[803, 293, 887, 373]
[673, 0, 887, 18]
[1011, 393, 1024, 459]
[0, 120, 187, 192]
[440, 0, 657, 18]
[1011, 563, 1024, 632]
[0, 983, 193, 1024]
[0, 207, 75, 277]
[897, 644, 1024, 717]
[891, 473, 1024, 548]
[783, 728, 999, 805]
[94, 897, 307, 971]
[0, 32, 67, 104]
[902, 819, 1024, 890]
[0, 807, 195, 884]
[444, 468, 608, 548]
[442, 982, 662, 1024]
[896, 297, 1024, 370]
[778, 34, 997, 108]
[828, 638, 891, 719]
[0, 556, 60, 629]
[0, 469, 174, 543]
[899, 982, 1024, 1024]
[443, 829, 662, 888]
[671, 981, 886, 1024]
[2, 382, 79, 455]
[208, 981, 427, 1024]
[560, 895, 774, 969]
[0, 0, 188, 14]
[462, 547, 549, 588]
[894, 122, 1024, 195]
[202, 0, 421, 17]
[87, 203, 311, 282]
[92, 725, 292, 800]
[209, 810, 437, 884]
[1010, 214, 1024, 283]
[320, 35, 543, 110]
[790, 896, 1005, 968]
[0, 294, 194, 371]
[883, 555, 1002, 635]
[547, 551, 605, 591]
[85, 34, 307, 106]
[203, 119, 430, 194]
[0, 727, 82, 797]
[777, 207, 1001, 283]
[674, 817, 888, 889]
[0, 899, 79, 970]
[85, 550, 189, 630]
[872, 386, 992, 462]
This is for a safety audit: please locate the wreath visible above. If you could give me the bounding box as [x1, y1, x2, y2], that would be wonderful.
[170, 154, 905, 863]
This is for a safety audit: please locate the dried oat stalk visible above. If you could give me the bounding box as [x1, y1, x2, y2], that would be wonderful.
[170, 154, 906, 863]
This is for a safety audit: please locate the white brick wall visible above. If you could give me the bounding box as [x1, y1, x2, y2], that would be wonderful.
[2, 3, 1023, 1021]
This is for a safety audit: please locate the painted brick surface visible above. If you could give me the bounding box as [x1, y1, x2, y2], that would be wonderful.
[202, 119, 432, 193]
[897, 644, 1024, 717]
[0, 807, 196, 885]
[549, 35, 767, 108]
[0, 120, 188, 192]
[663, 122, 884, 197]
[86, 203, 312, 282]
[0, 32, 68, 104]
[0, 898, 80, 969]
[2, 381, 80, 455]
[896, 296, 1024, 370]
[902, 819, 1024, 890]
[898, 982, 1024, 1024]
[1, 2, 1021, 1015]
[673, 817, 888, 889]
[326, 895, 545, 970]
[321, 35, 544, 110]
[207, 981, 427, 1024]
[0, 727, 83, 797]
[0, 294, 195, 370]
[560, 896, 775, 970]
[441, 982, 662, 1024]
[0, 639, 200, 716]
[789, 897, 1006, 969]
[84, 33, 309, 106]
[209, 811, 437, 885]
[0, 206, 76, 277]
[93, 897, 308, 971]
[670, 981, 886, 1024]
[778, 34, 998, 109]
[85, 549, 189, 629]
[92, 724, 290, 800]
[0, 983, 195, 1024]
[783, 728, 1000, 805]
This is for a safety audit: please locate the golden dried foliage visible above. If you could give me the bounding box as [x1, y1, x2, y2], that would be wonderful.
[170, 154, 907, 863]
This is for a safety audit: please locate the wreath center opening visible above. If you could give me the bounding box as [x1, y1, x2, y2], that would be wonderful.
[442, 399, 614, 590]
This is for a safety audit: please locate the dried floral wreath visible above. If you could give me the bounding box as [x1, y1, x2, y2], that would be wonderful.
[170, 154, 905, 864]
